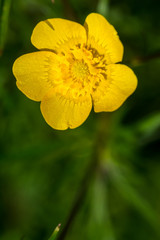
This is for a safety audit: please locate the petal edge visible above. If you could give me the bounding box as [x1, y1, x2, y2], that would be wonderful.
[31, 18, 86, 52]
[13, 51, 60, 101]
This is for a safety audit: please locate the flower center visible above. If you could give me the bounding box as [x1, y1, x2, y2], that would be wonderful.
[57, 44, 107, 98]
[70, 60, 89, 80]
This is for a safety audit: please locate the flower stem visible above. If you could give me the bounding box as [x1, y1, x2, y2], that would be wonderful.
[61, 0, 78, 21]
[0, 0, 12, 56]
[127, 51, 160, 66]
[57, 113, 111, 240]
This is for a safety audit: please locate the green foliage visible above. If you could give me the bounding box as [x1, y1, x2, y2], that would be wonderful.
[0, 0, 160, 240]
[0, 0, 12, 54]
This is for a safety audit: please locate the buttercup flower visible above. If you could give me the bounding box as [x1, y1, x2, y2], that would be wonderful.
[13, 13, 137, 130]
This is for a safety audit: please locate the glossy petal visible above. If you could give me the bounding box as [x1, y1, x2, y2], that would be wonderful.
[84, 13, 123, 64]
[92, 64, 138, 112]
[31, 18, 86, 52]
[13, 51, 61, 101]
[40, 87, 92, 130]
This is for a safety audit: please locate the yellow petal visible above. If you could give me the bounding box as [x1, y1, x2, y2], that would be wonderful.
[31, 18, 86, 52]
[84, 13, 124, 64]
[12, 51, 61, 101]
[92, 64, 138, 112]
[40, 87, 92, 130]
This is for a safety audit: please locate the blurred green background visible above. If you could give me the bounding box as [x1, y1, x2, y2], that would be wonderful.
[0, 0, 160, 239]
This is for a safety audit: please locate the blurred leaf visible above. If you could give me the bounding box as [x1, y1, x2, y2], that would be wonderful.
[136, 112, 160, 141]
[110, 162, 160, 235]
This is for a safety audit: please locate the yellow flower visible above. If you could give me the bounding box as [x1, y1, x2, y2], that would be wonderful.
[13, 13, 137, 130]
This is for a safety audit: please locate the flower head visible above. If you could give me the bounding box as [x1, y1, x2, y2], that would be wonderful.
[13, 13, 137, 130]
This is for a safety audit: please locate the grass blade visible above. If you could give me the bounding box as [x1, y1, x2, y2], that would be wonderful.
[48, 224, 61, 240]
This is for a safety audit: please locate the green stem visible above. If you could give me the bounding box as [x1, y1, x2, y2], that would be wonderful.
[57, 113, 111, 240]
[126, 51, 160, 66]
[61, 0, 78, 21]
[0, 0, 12, 56]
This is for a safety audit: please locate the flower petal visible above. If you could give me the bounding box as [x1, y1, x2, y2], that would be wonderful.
[92, 64, 138, 112]
[40, 87, 92, 130]
[84, 13, 124, 64]
[31, 18, 86, 52]
[13, 51, 61, 101]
